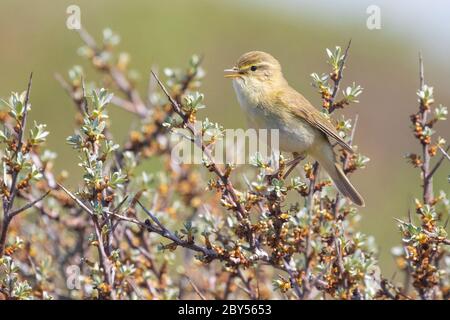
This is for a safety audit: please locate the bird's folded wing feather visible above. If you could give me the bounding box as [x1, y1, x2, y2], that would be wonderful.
[278, 89, 354, 154]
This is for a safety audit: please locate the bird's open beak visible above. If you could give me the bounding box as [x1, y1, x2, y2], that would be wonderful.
[224, 67, 240, 79]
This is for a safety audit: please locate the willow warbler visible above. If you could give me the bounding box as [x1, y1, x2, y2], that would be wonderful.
[225, 51, 364, 206]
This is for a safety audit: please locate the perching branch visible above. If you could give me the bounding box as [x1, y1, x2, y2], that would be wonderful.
[150, 70, 254, 246]
[8, 191, 51, 219]
[438, 145, 450, 162]
[328, 39, 352, 113]
[419, 55, 433, 204]
[6, 73, 33, 214]
[0, 74, 49, 257]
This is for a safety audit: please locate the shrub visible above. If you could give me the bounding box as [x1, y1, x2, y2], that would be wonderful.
[0, 29, 448, 300]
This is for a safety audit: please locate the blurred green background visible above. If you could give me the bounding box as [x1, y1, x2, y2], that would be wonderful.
[0, 0, 449, 277]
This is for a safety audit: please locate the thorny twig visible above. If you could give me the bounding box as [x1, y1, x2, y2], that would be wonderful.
[150, 70, 255, 247]
[328, 40, 352, 113]
[185, 276, 206, 300]
[397, 54, 450, 300]
[418, 54, 433, 205]
[438, 145, 450, 161]
[57, 183, 117, 298]
[0, 74, 49, 257]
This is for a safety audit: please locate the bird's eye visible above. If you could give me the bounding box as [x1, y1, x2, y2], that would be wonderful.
[250, 65, 257, 71]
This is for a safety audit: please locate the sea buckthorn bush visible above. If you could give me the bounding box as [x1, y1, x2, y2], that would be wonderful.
[0, 29, 448, 300]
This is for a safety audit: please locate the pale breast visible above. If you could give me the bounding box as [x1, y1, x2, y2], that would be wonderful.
[232, 80, 316, 154]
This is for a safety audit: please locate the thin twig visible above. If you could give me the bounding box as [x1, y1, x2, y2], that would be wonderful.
[438, 145, 450, 162]
[333, 114, 359, 216]
[0, 73, 35, 257]
[9, 191, 51, 219]
[57, 183, 94, 216]
[135, 200, 219, 258]
[283, 258, 302, 299]
[236, 268, 256, 300]
[428, 146, 450, 179]
[57, 183, 117, 298]
[7, 73, 33, 213]
[329, 39, 352, 113]
[418, 54, 433, 205]
[395, 218, 450, 245]
[150, 70, 254, 248]
[185, 276, 207, 300]
[136, 200, 165, 230]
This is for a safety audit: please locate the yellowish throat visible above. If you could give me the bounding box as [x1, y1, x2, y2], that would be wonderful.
[225, 51, 364, 206]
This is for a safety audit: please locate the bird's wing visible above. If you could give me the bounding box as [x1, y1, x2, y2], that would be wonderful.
[278, 88, 354, 154]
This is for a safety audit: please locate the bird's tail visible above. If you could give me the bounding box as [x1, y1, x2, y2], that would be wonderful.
[312, 144, 365, 207]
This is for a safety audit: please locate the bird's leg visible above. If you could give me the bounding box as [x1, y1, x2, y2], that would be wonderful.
[283, 152, 306, 179]
[265, 152, 305, 182]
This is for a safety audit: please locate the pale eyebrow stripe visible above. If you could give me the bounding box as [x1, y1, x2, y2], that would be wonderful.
[240, 62, 273, 70]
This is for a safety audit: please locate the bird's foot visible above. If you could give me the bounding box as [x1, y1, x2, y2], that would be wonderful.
[282, 154, 305, 179]
[264, 153, 305, 181]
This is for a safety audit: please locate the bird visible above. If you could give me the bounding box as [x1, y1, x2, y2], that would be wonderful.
[224, 51, 365, 206]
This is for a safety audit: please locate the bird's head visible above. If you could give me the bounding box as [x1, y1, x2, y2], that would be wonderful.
[224, 51, 286, 93]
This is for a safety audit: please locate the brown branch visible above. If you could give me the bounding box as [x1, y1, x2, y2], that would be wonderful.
[135, 200, 219, 259]
[235, 268, 257, 300]
[57, 183, 94, 216]
[328, 39, 352, 113]
[124, 229, 161, 282]
[61, 184, 221, 268]
[428, 146, 450, 179]
[310, 40, 353, 218]
[283, 258, 302, 299]
[150, 70, 254, 247]
[418, 54, 433, 205]
[299, 41, 355, 299]
[334, 236, 345, 278]
[333, 114, 359, 216]
[185, 276, 207, 300]
[223, 273, 236, 299]
[147, 66, 158, 108]
[438, 145, 450, 162]
[57, 183, 117, 298]
[283, 40, 352, 202]
[0, 190, 49, 257]
[9, 191, 50, 219]
[6, 73, 33, 213]
[300, 162, 319, 298]
[0, 73, 35, 257]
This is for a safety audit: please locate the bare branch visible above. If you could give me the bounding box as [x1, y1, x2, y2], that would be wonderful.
[135, 200, 219, 259]
[7, 72, 33, 212]
[57, 183, 94, 216]
[150, 70, 251, 231]
[9, 191, 51, 219]
[419, 52, 424, 89]
[329, 39, 352, 112]
[185, 276, 207, 300]
[418, 54, 433, 204]
[428, 146, 450, 179]
[438, 145, 450, 162]
[283, 258, 302, 299]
